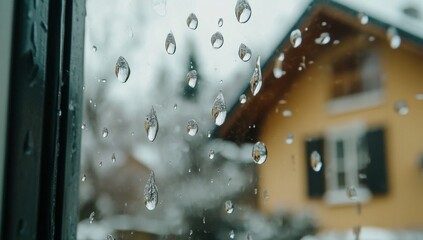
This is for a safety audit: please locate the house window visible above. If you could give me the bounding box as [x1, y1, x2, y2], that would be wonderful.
[327, 49, 384, 114]
[324, 122, 372, 205]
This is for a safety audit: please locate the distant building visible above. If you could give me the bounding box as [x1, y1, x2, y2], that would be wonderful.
[218, 1, 423, 231]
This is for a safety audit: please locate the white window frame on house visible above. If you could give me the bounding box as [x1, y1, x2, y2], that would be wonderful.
[324, 121, 372, 205]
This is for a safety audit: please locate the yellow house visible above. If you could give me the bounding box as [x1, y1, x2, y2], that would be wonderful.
[218, 1, 423, 231]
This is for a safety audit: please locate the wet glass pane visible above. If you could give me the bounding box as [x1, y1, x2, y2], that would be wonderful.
[79, 0, 423, 239]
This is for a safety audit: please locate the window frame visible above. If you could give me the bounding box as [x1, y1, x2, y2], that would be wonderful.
[1, 0, 85, 239]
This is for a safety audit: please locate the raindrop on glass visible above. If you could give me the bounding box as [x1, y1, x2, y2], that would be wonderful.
[238, 43, 252, 62]
[218, 18, 224, 27]
[353, 225, 361, 240]
[23, 130, 34, 155]
[89, 211, 95, 223]
[282, 109, 292, 117]
[387, 27, 401, 49]
[102, 127, 109, 138]
[285, 133, 294, 145]
[99, 161, 103, 167]
[202, 217, 206, 224]
[394, 100, 409, 115]
[211, 32, 224, 49]
[250, 56, 262, 96]
[92, 45, 97, 52]
[347, 185, 358, 200]
[186, 13, 198, 30]
[186, 119, 199, 136]
[239, 94, 247, 104]
[224, 200, 234, 213]
[310, 150, 322, 172]
[273, 53, 286, 78]
[173, 103, 178, 110]
[81, 174, 87, 182]
[247, 232, 253, 240]
[315, 32, 330, 45]
[144, 170, 159, 210]
[106, 234, 115, 240]
[290, 29, 302, 48]
[229, 230, 235, 239]
[263, 190, 270, 201]
[207, 131, 211, 138]
[211, 91, 227, 126]
[144, 106, 159, 142]
[252, 141, 267, 164]
[165, 32, 176, 54]
[115, 56, 130, 83]
[358, 13, 369, 25]
[208, 150, 215, 159]
[416, 93, 423, 101]
[321, 21, 327, 27]
[235, 0, 252, 23]
[186, 69, 198, 88]
[111, 153, 116, 163]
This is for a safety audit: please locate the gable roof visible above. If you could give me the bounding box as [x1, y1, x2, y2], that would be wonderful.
[216, 0, 423, 143]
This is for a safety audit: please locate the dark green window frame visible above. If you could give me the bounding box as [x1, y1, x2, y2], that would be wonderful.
[1, 0, 85, 239]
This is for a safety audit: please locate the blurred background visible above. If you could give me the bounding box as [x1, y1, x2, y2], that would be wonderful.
[78, 0, 423, 239]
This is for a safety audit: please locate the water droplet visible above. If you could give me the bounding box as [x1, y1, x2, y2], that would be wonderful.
[106, 234, 115, 240]
[387, 27, 401, 49]
[358, 13, 369, 25]
[115, 56, 130, 83]
[144, 106, 159, 142]
[310, 150, 322, 172]
[235, 0, 252, 23]
[263, 190, 270, 201]
[99, 161, 103, 167]
[89, 211, 95, 223]
[224, 200, 234, 213]
[238, 43, 252, 62]
[273, 53, 286, 78]
[151, 0, 166, 16]
[290, 29, 302, 48]
[207, 131, 212, 138]
[186, 70, 198, 88]
[250, 56, 262, 96]
[208, 150, 215, 159]
[333, 40, 340, 45]
[111, 153, 116, 163]
[23, 130, 34, 155]
[368, 36, 376, 42]
[218, 18, 224, 27]
[254, 188, 258, 195]
[353, 225, 361, 240]
[81, 174, 87, 182]
[347, 185, 358, 200]
[211, 91, 227, 126]
[92, 45, 97, 52]
[165, 32, 176, 54]
[144, 171, 159, 210]
[321, 21, 327, 27]
[285, 133, 294, 145]
[211, 32, 224, 49]
[229, 230, 235, 239]
[282, 109, 292, 117]
[102, 127, 109, 138]
[252, 141, 267, 164]
[186, 119, 199, 136]
[247, 232, 253, 240]
[239, 94, 247, 104]
[173, 104, 178, 110]
[416, 93, 423, 101]
[202, 217, 206, 224]
[315, 32, 331, 45]
[186, 13, 198, 30]
[394, 100, 409, 115]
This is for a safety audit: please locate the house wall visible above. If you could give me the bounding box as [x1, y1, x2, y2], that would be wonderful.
[258, 39, 423, 231]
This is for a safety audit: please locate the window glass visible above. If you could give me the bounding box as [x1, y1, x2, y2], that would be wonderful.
[79, 0, 423, 239]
